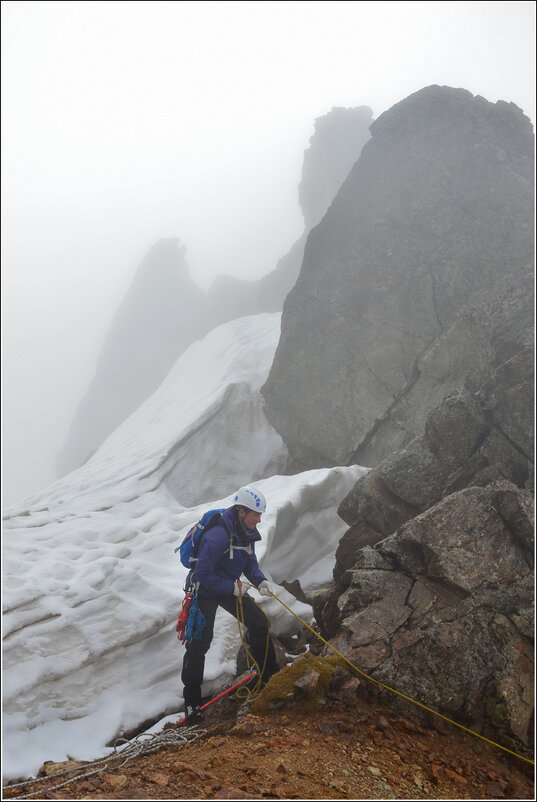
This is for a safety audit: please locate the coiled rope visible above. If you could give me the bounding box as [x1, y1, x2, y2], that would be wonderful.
[2, 726, 206, 800]
[268, 590, 534, 767]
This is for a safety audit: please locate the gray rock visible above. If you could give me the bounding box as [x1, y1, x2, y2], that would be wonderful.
[333, 469, 418, 580]
[256, 233, 308, 313]
[299, 106, 373, 231]
[478, 348, 534, 459]
[338, 570, 413, 642]
[350, 545, 393, 572]
[424, 391, 490, 464]
[262, 86, 534, 472]
[333, 522, 395, 584]
[379, 376, 532, 508]
[334, 334, 533, 579]
[205, 273, 261, 328]
[257, 106, 373, 312]
[337, 469, 418, 531]
[377, 484, 532, 594]
[444, 427, 530, 496]
[325, 483, 534, 748]
[293, 668, 321, 694]
[379, 438, 451, 511]
[334, 345, 533, 582]
[57, 239, 205, 475]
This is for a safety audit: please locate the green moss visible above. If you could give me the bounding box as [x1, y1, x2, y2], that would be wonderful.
[493, 702, 511, 724]
[251, 653, 348, 715]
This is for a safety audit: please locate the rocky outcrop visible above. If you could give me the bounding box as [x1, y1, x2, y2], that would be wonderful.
[353, 269, 535, 469]
[261, 86, 534, 472]
[332, 339, 533, 579]
[209, 105, 373, 316]
[317, 482, 534, 749]
[58, 107, 372, 476]
[311, 210, 535, 748]
[57, 239, 205, 475]
[255, 233, 308, 313]
[299, 106, 373, 232]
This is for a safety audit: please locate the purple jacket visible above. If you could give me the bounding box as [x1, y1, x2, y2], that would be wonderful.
[191, 506, 267, 598]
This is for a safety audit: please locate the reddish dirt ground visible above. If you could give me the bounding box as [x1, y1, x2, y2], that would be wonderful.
[3, 683, 534, 801]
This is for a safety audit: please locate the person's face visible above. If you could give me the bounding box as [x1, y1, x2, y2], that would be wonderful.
[240, 508, 262, 530]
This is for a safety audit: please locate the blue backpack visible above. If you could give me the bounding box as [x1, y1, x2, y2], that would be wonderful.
[176, 509, 226, 569]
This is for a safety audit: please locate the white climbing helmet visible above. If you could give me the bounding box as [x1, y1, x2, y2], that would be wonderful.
[233, 485, 267, 514]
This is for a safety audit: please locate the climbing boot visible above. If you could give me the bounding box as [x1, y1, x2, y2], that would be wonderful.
[185, 704, 203, 724]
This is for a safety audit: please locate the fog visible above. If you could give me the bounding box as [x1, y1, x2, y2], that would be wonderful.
[2, 0, 535, 507]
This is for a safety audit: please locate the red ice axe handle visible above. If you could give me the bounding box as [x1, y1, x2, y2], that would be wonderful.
[175, 669, 257, 727]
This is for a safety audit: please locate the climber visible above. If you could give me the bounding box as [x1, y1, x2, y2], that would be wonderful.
[181, 485, 280, 723]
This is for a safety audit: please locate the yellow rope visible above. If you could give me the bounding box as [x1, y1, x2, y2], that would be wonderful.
[234, 590, 271, 698]
[269, 590, 535, 767]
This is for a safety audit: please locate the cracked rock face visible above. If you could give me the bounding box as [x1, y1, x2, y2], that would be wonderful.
[261, 85, 534, 471]
[332, 341, 533, 581]
[319, 482, 534, 749]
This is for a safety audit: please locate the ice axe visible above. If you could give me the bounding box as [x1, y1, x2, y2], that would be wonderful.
[175, 668, 257, 727]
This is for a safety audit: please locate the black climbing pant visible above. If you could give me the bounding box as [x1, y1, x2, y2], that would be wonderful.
[181, 592, 279, 708]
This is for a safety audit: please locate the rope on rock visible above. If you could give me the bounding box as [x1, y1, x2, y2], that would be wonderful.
[2, 726, 206, 800]
[268, 590, 535, 767]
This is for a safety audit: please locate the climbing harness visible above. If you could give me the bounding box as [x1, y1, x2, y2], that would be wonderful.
[2, 728, 205, 800]
[266, 589, 535, 767]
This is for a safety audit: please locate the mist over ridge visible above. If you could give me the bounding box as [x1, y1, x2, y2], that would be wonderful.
[2, 0, 535, 782]
[3, 1, 535, 506]
[56, 105, 373, 478]
[2, 80, 534, 778]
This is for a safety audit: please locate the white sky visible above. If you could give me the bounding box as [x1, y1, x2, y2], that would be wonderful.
[2, 0, 535, 506]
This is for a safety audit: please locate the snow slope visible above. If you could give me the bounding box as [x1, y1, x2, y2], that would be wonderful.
[2, 313, 367, 781]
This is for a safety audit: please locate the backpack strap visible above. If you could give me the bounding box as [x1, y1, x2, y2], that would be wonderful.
[192, 512, 224, 561]
[219, 516, 254, 560]
[228, 540, 253, 559]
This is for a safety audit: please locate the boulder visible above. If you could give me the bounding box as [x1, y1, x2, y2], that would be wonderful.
[324, 483, 534, 748]
[333, 469, 418, 579]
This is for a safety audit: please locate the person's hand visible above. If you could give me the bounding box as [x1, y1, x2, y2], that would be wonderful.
[257, 580, 273, 597]
[233, 580, 252, 596]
